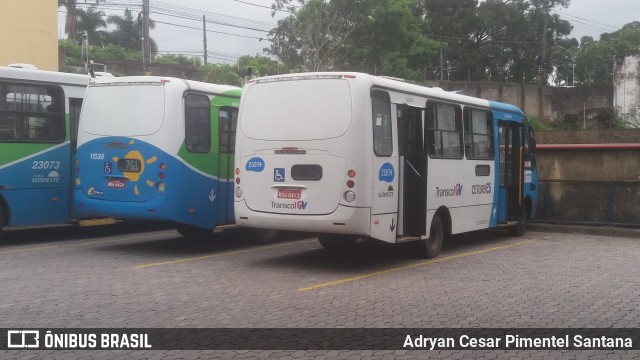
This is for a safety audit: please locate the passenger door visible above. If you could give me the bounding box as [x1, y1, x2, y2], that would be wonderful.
[397, 104, 426, 236]
[217, 106, 238, 224]
[369, 90, 399, 243]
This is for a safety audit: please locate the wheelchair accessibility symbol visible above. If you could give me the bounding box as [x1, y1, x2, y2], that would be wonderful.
[274, 168, 285, 182]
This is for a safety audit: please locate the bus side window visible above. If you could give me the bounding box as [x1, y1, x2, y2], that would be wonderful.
[464, 108, 494, 160]
[69, 98, 83, 153]
[426, 102, 463, 158]
[184, 93, 211, 153]
[371, 90, 392, 156]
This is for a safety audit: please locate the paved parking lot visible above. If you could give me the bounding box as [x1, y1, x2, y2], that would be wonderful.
[0, 223, 638, 359]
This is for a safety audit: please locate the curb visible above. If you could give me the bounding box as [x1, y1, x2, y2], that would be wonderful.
[527, 222, 640, 239]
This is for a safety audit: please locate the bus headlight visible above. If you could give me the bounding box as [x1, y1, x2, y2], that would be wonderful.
[235, 187, 243, 198]
[343, 190, 356, 203]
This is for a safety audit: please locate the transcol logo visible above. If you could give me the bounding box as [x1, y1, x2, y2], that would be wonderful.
[436, 183, 463, 197]
[271, 200, 308, 210]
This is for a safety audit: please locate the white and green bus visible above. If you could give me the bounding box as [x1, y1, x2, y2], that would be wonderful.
[234, 73, 538, 257]
[74, 76, 242, 237]
[0, 66, 89, 236]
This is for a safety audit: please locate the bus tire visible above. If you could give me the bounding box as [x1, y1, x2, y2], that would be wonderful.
[509, 211, 527, 237]
[176, 224, 213, 239]
[318, 234, 357, 252]
[422, 214, 444, 259]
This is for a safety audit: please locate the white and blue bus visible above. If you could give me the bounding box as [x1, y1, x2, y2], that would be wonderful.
[0, 66, 89, 236]
[234, 72, 538, 257]
[75, 76, 241, 237]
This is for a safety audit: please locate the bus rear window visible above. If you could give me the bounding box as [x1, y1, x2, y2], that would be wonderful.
[240, 79, 352, 141]
[80, 82, 165, 136]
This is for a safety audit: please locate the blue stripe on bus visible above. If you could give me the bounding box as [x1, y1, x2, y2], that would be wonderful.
[74, 138, 234, 229]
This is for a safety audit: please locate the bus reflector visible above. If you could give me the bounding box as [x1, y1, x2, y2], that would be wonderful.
[51, 197, 59, 201]
[188, 208, 195, 213]
[348, 170, 356, 178]
[343, 75, 356, 79]
[374, 219, 380, 225]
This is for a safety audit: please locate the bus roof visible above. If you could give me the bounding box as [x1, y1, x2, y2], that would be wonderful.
[0, 66, 90, 87]
[248, 72, 492, 108]
[488, 100, 526, 117]
[89, 75, 241, 97]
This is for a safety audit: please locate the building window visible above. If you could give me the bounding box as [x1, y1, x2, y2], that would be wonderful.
[426, 102, 463, 158]
[464, 108, 494, 160]
[185, 93, 211, 153]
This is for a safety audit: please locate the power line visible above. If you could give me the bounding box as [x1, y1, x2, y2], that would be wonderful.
[228, 0, 294, 14]
[154, 20, 270, 41]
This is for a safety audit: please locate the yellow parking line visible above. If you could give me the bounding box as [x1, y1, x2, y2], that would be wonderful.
[0, 233, 166, 255]
[133, 239, 316, 269]
[298, 237, 549, 292]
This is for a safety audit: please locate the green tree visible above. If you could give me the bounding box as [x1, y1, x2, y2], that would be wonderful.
[199, 64, 243, 87]
[107, 9, 158, 54]
[76, 6, 109, 47]
[58, 0, 78, 41]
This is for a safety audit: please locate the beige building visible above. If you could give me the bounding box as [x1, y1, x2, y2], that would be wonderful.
[0, 1, 59, 71]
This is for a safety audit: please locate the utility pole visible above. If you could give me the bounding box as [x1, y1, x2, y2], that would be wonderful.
[537, 5, 549, 121]
[203, 15, 208, 65]
[142, 0, 150, 75]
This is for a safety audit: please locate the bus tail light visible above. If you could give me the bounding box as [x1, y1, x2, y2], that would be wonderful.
[159, 172, 165, 179]
[348, 170, 356, 178]
[235, 168, 242, 198]
[346, 180, 355, 188]
[343, 191, 356, 203]
[160, 163, 166, 170]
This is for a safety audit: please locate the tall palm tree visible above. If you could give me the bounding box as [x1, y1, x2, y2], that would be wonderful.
[58, 0, 77, 41]
[107, 8, 158, 54]
[76, 6, 109, 47]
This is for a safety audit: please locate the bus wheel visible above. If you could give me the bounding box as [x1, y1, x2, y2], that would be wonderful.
[422, 215, 444, 259]
[509, 211, 527, 237]
[318, 234, 357, 251]
[176, 224, 213, 239]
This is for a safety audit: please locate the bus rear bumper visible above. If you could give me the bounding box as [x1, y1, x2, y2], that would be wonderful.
[234, 200, 371, 235]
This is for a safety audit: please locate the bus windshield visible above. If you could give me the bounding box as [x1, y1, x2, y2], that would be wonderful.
[80, 82, 165, 136]
[240, 79, 352, 141]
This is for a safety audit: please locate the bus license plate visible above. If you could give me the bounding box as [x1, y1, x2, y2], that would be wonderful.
[277, 189, 301, 199]
[107, 179, 127, 188]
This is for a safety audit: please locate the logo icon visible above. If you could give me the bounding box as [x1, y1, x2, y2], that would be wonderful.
[296, 200, 308, 209]
[378, 163, 395, 183]
[7, 330, 39, 348]
[245, 157, 265, 172]
[104, 162, 113, 174]
[274, 168, 285, 182]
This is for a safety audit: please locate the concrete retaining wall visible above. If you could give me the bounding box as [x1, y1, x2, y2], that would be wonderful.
[536, 130, 640, 225]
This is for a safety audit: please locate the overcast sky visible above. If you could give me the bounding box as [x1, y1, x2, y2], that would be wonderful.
[58, 0, 640, 65]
